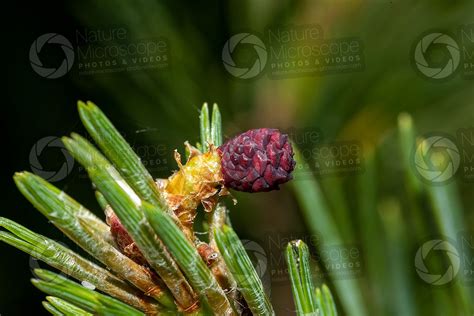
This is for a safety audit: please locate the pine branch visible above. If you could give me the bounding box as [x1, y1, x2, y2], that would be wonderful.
[144, 206, 234, 315]
[0, 217, 159, 313]
[204, 204, 240, 311]
[78, 100, 187, 236]
[13, 172, 174, 310]
[62, 134, 198, 311]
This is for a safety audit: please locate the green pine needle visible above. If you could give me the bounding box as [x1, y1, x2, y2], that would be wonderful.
[46, 296, 93, 316]
[315, 285, 338, 316]
[32, 269, 144, 316]
[77, 100, 164, 209]
[200, 102, 211, 152]
[285, 240, 318, 315]
[94, 190, 109, 211]
[42, 301, 63, 316]
[211, 103, 223, 147]
[290, 145, 366, 316]
[214, 225, 274, 316]
[144, 205, 234, 315]
[397, 114, 471, 313]
[200, 102, 222, 150]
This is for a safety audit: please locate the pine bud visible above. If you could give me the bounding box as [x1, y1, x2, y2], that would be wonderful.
[218, 128, 296, 192]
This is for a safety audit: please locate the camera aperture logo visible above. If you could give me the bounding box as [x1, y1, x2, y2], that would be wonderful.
[413, 130, 473, 184]
[222, 33, 267, 79]
[415, 239, 460, 285]
[414, 135, 460, 184]
[29, 27, 170, 78]
[29, 33, 75, 79]
[222, 24, 364, 80]
[413, 32, 460, 79]
[412, 25, 473, 80]
[230, 239, 271, 293]
[415, 234, 474, 286]
[29, 136, 74, 182]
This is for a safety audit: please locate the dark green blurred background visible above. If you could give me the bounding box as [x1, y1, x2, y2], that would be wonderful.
[2, 1, 474, 315]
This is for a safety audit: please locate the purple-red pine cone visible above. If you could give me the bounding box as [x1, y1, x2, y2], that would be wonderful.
[218, 128, 296, 193]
